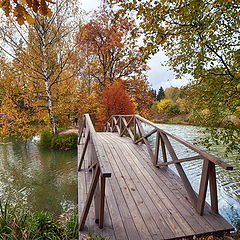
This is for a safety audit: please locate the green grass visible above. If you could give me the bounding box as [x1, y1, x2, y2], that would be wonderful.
[0, 201, 78, 240]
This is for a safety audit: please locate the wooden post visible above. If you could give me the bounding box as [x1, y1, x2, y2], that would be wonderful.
[197, 159, 210, 215]
[209, 162, 218, 214]
[99, 176, 106, 228]
[79, 165, 100, 230]
[133, 116, 136, 142]
[136, 119, 155, 163]
[94, 168, 100, 223]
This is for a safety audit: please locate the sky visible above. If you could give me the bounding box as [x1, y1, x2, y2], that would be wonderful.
[78, 0, 190, 90]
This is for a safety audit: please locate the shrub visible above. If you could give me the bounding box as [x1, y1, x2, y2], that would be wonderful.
[156, 99, 173, 114]
[51, 133, 78, 151]
[167, 103, 180, 116]
[39, 130, 53, 148]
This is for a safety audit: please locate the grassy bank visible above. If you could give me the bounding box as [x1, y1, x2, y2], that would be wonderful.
[0, 201, 78, 240]
[39, 130, 78, 151]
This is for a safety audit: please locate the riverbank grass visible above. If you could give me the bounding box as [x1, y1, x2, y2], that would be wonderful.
[0, 201, 78, 239]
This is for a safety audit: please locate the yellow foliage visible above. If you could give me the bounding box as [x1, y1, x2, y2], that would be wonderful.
[155, 99, 173, 114]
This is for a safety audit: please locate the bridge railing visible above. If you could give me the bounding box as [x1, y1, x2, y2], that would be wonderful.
[78, 114, 111, 230]
[104, 114, 233, 216]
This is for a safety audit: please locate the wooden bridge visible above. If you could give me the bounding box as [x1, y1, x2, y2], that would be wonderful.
[77, 114, 234, 240]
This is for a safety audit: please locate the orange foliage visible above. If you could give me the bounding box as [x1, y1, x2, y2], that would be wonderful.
[96, 81, 135, 130]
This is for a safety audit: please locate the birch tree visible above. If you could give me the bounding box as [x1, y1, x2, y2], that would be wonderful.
[0, 0, 82, 139]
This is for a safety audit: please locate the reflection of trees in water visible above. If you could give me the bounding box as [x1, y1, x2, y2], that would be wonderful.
[0, 142, 77, 216]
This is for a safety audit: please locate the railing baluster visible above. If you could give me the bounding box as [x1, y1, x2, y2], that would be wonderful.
[136, 119, 155, 163]
[160, 132, 197, 206]
[78, 130, 90, 171]
[159, 134, 167, 163]
[155, 131, 160, 166]
[209, 162, 218, 214]
[79, 165, 100, 231]
[197, 159, 210, 215]
[99, 176, 106, 229]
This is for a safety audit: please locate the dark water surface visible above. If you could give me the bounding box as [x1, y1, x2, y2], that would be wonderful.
[0, 140, 77, 216]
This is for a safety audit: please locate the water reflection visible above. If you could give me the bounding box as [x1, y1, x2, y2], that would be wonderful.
[0, 141, 77, 216]
[145, 123, 240, 229]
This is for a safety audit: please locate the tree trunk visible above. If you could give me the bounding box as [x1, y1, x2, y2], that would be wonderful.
[45, 80, 58, 136]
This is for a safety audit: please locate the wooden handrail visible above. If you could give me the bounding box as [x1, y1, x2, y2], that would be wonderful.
[104, 114, 233, 216]
[78, 114, 111, 230]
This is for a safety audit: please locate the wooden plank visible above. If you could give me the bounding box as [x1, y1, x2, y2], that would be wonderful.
[101, 142, 154, 240]
[111, 135, 217, 235]
[108, 142, 164, 238]
[158, 155, 203, 166]
[106, 138, 176, 239]
[100, 133, 194, 237]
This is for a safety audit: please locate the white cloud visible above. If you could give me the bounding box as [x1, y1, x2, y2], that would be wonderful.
[147, 51, 190, 90]
[79, 0, 101, 11]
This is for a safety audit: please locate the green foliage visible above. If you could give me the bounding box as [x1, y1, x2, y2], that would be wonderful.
[51, 133, 78, 151]
[0, 200, 79, 240]
[164, 87, 180, 102]
[40, 130, 78, 151]
[39, 130, 54, 148]
[111, 0, 240, 153]
[28, 212, 60, 239]
[167, 104, 180, 116]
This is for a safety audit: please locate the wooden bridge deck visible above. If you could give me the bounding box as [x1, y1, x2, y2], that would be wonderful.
[78, 131, 233, 240]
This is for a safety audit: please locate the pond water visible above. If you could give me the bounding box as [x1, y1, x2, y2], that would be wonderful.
[0, 124, 239, 230]
[0, 141, 77, 217]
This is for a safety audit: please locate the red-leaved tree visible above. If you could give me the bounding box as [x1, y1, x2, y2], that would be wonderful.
[96, 81, 135, 130]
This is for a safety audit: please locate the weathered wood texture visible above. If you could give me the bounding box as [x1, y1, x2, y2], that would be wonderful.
[78, 130, 233, 240]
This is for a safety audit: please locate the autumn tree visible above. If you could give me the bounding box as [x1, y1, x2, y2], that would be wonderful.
[76, 7, 148, 87]
[76, 6, 153, 118]
[110, 0, 240, 153]
[0, 0, 81, 139]
[165, 87, 180, 102]
[96, 81, 135, 129]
